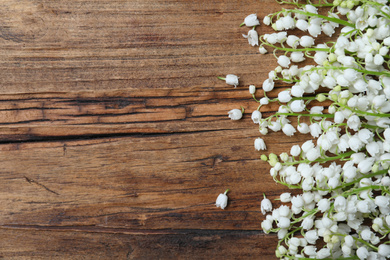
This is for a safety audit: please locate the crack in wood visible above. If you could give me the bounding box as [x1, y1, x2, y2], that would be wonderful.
[24, 176, 60, 196]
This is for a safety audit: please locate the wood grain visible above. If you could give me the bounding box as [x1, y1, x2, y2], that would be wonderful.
[0, 0, 324, 259]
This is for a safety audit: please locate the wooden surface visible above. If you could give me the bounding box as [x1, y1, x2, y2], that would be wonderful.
[0, 0, 312, 259]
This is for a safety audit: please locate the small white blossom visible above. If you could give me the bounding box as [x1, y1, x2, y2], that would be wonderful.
[228, 108, 243, 120]
[254, 137, 267, 151]
[263, 16, 271, 26]
[296, 19, 309, 31]
[300, 35, 315, 47]
[225, 74, 239, 87]
[356, 247, 369, 259]
[290, 145, 301, 156]
[259, 46, 267, 54]
[277, 55, 291, 68]
[262, 78, 275, 92]
[278, 90, 292, 102]
[243, 14, 260, 27]
[316, 248, 330, 259]
[280, 193, 291, 202]
[215, 190, 229, 210]
[243, 29, 259, 46]
[378, 244, 390, 257]
[249, 85, 256, 94]
[282, 124, 296, 136]
[251, 110, 261, 124]
[261, 194, 272, 215]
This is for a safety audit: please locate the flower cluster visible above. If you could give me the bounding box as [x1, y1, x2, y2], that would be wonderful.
[222, 0, 390, 259]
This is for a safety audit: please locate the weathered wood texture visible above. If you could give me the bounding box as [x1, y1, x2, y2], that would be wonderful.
[0, 0, 326, 259]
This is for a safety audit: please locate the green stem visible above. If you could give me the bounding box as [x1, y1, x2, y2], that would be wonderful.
[283, 150, 355, 166]
[275, 112, 334, 118]
[288, 9, 355, 28]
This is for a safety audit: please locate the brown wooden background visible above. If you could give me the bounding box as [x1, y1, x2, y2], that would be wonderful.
[0, 0, 312, 259]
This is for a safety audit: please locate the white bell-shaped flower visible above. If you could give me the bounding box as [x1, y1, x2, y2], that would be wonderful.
[254, 137, 267, 151]
[261, 194, 272, 215]
[215, 189, 229, 210]
[243, 14, 260, 27]
[228, 108, 243, 120]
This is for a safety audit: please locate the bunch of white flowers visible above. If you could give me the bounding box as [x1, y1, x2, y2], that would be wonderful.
[223, 0, 390, 259]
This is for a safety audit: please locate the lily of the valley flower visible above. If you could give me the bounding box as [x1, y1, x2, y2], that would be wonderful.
[228, 107, 244, 120]
[242, 14, 260, 27]
[215, 189, 229, 210]
[243, 29, 259, 46]
[261, 194, 272, 215]
[254, 137, 267, 151]
[218, 74, 239, 87]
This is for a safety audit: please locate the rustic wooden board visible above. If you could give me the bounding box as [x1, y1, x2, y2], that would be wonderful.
[0, 0, 326, 259]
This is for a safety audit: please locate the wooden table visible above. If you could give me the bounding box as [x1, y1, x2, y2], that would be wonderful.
[0, 0, 309, 258]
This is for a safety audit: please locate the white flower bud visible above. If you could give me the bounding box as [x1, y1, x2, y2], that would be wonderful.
[277, 55, 291, 68]
[306, 147, 320, 161]
[262, 78, 274, 92]
[375, 196, 389, 208]
[382, 176, 390, 186]
[357, 200, 370, 213]
[317, 199, 330, 212]
[300, 35, 315, 47]
[297, 123, 310, 134]
[261, 219, 272, 233]
[263, 16, 271, 26]
[356, 247, 369, 260]
[290, 100, 305, 112]
[251, 110, 261, 124]
[290, 52, 305, 62]
[277, 228, 288, 239]
[248, 85, 256, 94]
[282, 124, 296, 136]
[304, 246, 317, 256]
[351, 152, 366, 164]
[228, 109, 243, 120]
[286, 35, 300, 48]
[259, 46, 267, 54]
[361, 229, 373, 241]
[277, 216, 290, 228]
[254, 137, 267, 151]
[308, 23, 321, 37]
[347, 115, 361, 131]
[280, 192, 291, 202]
[243, 29, 259, 46]
[309, 123, 322, 138]
[243, 14, 260, 27]
[378, 244, 390, 257]
[296, 19, 309, 31]
[301, 217, 314, 230]
[278, 90, 292, 103]
[358, 157, 375, 174]
[261, 195, 272, 215]
[305, 230, 318, 244]
[316, 248, 330, 259]
[322, 23, 335, 36]
[290, 145, 301, 156]
[291, 195, 304, 208]
[225, 74, 239, 87]
[268, 121, 281, 132]
[344, 235, 354, 247]
[215, 190, 229, 209]
[374, 54, 384, 65]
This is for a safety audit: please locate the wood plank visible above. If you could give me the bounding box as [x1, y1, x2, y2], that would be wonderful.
[0, 131, 304, 230]
[0, 0, 280, 94]
[0, 86, 290, 141]
[0, 228, 277, 259]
